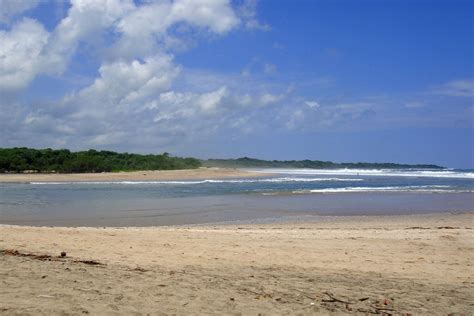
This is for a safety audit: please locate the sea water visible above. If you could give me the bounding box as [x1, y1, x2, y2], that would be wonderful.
[0, 168, 473, 226]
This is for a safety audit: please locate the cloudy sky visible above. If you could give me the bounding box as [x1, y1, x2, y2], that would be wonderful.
[0, 0, 472, 167]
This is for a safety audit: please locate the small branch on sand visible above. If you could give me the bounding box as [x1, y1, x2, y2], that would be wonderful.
[405, 227, 430, 230]
[2, 249, 54, 260]
[77, 259, 104, 266]
[130, 267, 148, 272]
[322, 292, 354, 304]
[1, 249, 105, 266]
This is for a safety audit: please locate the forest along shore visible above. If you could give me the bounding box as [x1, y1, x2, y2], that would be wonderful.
[0, 168, 270, 183]
[0, 213, 472, 314]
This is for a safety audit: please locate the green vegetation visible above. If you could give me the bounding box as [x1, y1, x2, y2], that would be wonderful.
[201, 157, 444, 170]
[0, 148, 201, 173]
[0, 148, 444, 173]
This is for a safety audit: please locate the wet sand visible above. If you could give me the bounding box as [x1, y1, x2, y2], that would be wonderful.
[0, 213, 472, 315]
[0, 167, 269, 183]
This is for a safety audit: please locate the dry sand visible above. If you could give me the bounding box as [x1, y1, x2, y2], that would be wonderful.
[0, 213, 473, 315]
[0, 167, 268, 183]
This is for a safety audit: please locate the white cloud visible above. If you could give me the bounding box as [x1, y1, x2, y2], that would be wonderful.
[278, 100, 380, 132]
[24, 112, 75, 135]
[197, 86, 228, 112]
[90, 131, 128, 146]
[237, 0, 270, 31]
[114, 0, 239, 58]
[0, 0, 242, 92]
[305, 101, 320, 109]
[70, 54, 180, 118]
[0, 0, 135, 91]
[259, 93, 284, 106]
[171, 0, 239, 34]
[432, 79, 474, 97]
[0, 0, 285, 150]
[0, 18, 49, 91]
[0, 0, 40, 24]
[43, 0, 135, 75]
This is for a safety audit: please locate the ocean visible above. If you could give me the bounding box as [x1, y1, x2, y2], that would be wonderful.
[1, 168, 473, 227]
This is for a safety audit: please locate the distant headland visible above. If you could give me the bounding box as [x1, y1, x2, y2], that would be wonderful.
[202, 157, 444, 170]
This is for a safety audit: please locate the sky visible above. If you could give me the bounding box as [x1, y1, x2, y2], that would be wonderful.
[0, 0, 473, 168]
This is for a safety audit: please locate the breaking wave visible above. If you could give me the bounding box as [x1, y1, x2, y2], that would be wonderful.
[290, 185, 472, 194]
[29, 177, 364, 185]
[253, 168, 474, 179]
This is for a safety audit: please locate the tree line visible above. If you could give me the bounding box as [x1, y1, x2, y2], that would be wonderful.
[201, 157, 443, 169]
[0, 148, 201, 173]
[0, 148, 444, 173]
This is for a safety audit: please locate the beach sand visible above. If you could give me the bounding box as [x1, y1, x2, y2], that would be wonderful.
[0, 167, 268, 183]
[0, 213, 472, 315]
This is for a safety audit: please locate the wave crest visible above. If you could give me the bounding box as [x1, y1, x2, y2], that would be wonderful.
[252, 168, 474, 179]
[29, 177, 363, 185]
[290, 185, 471, 194]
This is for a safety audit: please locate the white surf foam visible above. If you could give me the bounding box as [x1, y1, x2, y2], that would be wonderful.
[291, 185, 471, 194]
[29, 177, 363, 185]
[252, 168, 474, 179]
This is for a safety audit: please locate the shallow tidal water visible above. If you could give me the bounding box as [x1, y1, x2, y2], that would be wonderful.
[1, 168, 473, 226]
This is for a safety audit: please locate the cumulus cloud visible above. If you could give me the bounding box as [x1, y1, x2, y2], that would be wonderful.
[0, 0, 40, 24]
[0, 0, 295, 150]
[76, 55, 180, 112]
[0, 18, 49, 91]
[0, 0, 241, 92]
[171, 0, 239, 33]
[0, 0, 135, 91]
[114, 0, 239, 58]
[43, 0, 135, 75]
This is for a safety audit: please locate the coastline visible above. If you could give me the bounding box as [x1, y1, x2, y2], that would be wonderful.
[0, 167, 270, 183]
[1, 212, 472, 314]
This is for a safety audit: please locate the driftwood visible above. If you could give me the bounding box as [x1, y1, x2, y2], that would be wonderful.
[405, 226, 460, 230]
[1, 249, 105, 266]
[405, 227, 430, 230]
[322, 292, 354, 304]
[1, 249, 54, 260]
[76, 259, 104, 266]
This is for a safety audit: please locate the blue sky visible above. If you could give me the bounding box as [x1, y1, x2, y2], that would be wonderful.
[0, 0, 472, 168]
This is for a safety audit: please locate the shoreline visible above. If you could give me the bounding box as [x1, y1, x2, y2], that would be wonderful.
[1, 210, 471, 229]
[1, 212, 472, 314]
[0, 167, 271, 183]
